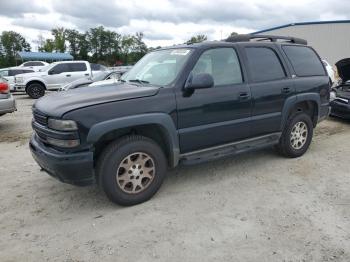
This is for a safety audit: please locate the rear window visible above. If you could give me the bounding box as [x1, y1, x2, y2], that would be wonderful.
[23, 62, 44, 66]
[282, 46, 325, 77]
[245, 47, 286, 82]
[69, 63, 87, 72]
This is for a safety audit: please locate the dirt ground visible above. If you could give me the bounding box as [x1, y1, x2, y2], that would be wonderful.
[0, 94, 350, 262]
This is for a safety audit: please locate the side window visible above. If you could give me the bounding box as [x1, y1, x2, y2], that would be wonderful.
[69, 63, 87, 72]
[245, 47, 286, 82]
[192, 48, 243, 86]
[282, 46, 325, 77]
[23, 62, 32, 66]
[51, 63, 70, 74]
[22, 70, 34, 73]
[0, 70, 9, 77]
[8, 70, 21, 76]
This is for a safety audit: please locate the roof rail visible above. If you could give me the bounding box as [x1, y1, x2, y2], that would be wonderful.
[225, 34, 307, 45]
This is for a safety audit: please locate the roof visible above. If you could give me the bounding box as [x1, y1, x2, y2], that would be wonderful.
[16, 51, 73, 61]
[252, 19, 350, 34]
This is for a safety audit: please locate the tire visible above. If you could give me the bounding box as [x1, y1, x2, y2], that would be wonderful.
[277, 112, 313, 158]
[97, 135, 167, 206]
[26, 83, 45, 99]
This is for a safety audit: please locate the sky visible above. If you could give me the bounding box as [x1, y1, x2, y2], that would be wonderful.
[0, 0, 348, 50]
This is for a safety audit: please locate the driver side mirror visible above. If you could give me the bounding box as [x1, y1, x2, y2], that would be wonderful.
[48, 69, 56, 75]
[184, 72, 214, 91]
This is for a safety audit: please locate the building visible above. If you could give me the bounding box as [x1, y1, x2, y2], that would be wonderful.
[252, 20, 350, 67]
[16, 51, 73, 64]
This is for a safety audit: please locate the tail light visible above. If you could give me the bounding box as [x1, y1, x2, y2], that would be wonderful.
[0, 82, 9, 94]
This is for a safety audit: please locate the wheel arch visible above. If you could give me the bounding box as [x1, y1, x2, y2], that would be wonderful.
[87, 113, 180, 167]
[281, 93, 321, 130]
[25, 80, 47, 92]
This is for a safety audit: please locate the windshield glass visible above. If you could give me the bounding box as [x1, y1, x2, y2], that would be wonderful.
[121, 48, 192, 86]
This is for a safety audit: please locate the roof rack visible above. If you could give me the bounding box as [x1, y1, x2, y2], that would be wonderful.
[225, 34, 307, 45]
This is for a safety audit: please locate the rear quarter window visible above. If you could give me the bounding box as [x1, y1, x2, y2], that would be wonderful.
[282, 46, 325, 77]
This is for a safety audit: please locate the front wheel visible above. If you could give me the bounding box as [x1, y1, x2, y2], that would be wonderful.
[97, 135, 167, 206]
[26, 83, 45, 99]
[277, 112, 313, 158]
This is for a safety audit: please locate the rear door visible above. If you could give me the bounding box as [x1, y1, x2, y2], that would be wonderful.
[243, 44, 295, 136]
[68, 62, 90, 82]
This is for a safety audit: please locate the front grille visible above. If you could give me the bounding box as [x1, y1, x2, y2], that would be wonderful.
[33, 111, 47, 126]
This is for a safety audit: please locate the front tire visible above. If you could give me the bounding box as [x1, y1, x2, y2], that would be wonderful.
[277, 112, 313, 158]
[97, 135, 167, 206]
[26, 83, 45, 99]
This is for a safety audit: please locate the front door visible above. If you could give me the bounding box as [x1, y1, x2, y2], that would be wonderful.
[176, 47, 252, 153]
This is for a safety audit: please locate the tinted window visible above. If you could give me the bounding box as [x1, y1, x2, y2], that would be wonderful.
[22, 69, 34, 73]
[69, 63, 87, 72]
[282, 46, 325, 77]
[8, 70, 24, 76]
[192, 48, 243, 86]
[51, 63, 70, 74]
[23, 62, 43, 66]
[245, 47, 286, 82]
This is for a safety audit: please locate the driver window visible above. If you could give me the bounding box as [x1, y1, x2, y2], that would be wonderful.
[192, 48, 243, 86]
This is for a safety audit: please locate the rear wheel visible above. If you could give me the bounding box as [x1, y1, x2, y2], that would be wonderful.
[27, 83, 45, 99]
[277, 112, 313, 158]
[97, 135, 167, 206]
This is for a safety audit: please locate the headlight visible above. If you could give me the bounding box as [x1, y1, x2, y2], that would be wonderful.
[46, 137, 80, 148]
[15, 77, 23, 83]
[330, 91, 336, 101]
[48, 119, 78, 131]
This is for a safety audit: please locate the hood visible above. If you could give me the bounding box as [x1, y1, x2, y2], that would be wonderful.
[335, 58, 350, 83]
[34, 83, 160, 117]
[16, 71, 46, 78]
[63, 78, 93, 90]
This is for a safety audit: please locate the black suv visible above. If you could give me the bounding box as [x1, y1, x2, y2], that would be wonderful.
[30, 35, 330, 206]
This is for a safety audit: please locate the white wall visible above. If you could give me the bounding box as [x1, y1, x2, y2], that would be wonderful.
[257, 23, 350, 67]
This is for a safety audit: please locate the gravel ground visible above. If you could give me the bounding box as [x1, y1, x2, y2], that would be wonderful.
[0, 94, 350, 262]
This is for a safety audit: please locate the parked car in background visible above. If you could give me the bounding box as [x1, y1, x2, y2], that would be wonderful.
[91, 63, 107, 72]
[322, 59, 335, 85]
[18, 61, 49, 71]
[108, 65, 132, 76]
[15, 61, 92, 99]
[0, 77, 16, 117]
[330, 58, 350, 119]
[0, 68, 34, 91]
[30, 34, 330, 206]
[59, 71, 121, 91]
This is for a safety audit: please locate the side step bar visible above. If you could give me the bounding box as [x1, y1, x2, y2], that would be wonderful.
[179, 132, 281, 166]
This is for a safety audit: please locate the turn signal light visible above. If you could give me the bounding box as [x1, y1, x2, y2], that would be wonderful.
[0, 82, 9, 94]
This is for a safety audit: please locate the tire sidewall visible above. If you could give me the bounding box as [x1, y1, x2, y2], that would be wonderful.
[283, 113, 313, 157]
[100, 138, 167, 206]
[27, 84, 45, 99]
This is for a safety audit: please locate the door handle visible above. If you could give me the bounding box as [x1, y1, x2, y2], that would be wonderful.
[66, 74, 71, 77]
[84, 73, 89, 76]
[238, 92, 250, 100]
[281, 87, 291, 94]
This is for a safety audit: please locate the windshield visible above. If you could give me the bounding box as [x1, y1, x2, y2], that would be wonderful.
[121, 48, 192, 86]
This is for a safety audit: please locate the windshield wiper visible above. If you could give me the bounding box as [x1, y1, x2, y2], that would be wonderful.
[128, 79, 150, 85]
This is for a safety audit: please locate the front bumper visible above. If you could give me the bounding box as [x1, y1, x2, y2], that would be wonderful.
[330, 100, 350, 119]
[0, 94, 16, 115]
[13, 84, 26, 92]
[29, 134, 95, 186]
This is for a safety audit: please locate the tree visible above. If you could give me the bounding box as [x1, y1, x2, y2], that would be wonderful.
[40, 39, 55, 52]
[51, 27, 66, 52]
[0, 31, 31, 66]
[185, 34, 207, 44]
[66, 29, 81, 58]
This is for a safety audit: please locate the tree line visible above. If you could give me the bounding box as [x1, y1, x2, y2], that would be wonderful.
[0, 27, 237, 68]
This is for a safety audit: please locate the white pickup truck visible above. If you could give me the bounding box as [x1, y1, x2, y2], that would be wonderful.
[15, 61, 92, 98]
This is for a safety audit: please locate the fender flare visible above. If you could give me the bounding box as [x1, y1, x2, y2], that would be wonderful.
[25, 78, 47, 90]
[87, 113, 180, 167]
[280, 93, 320, 130]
